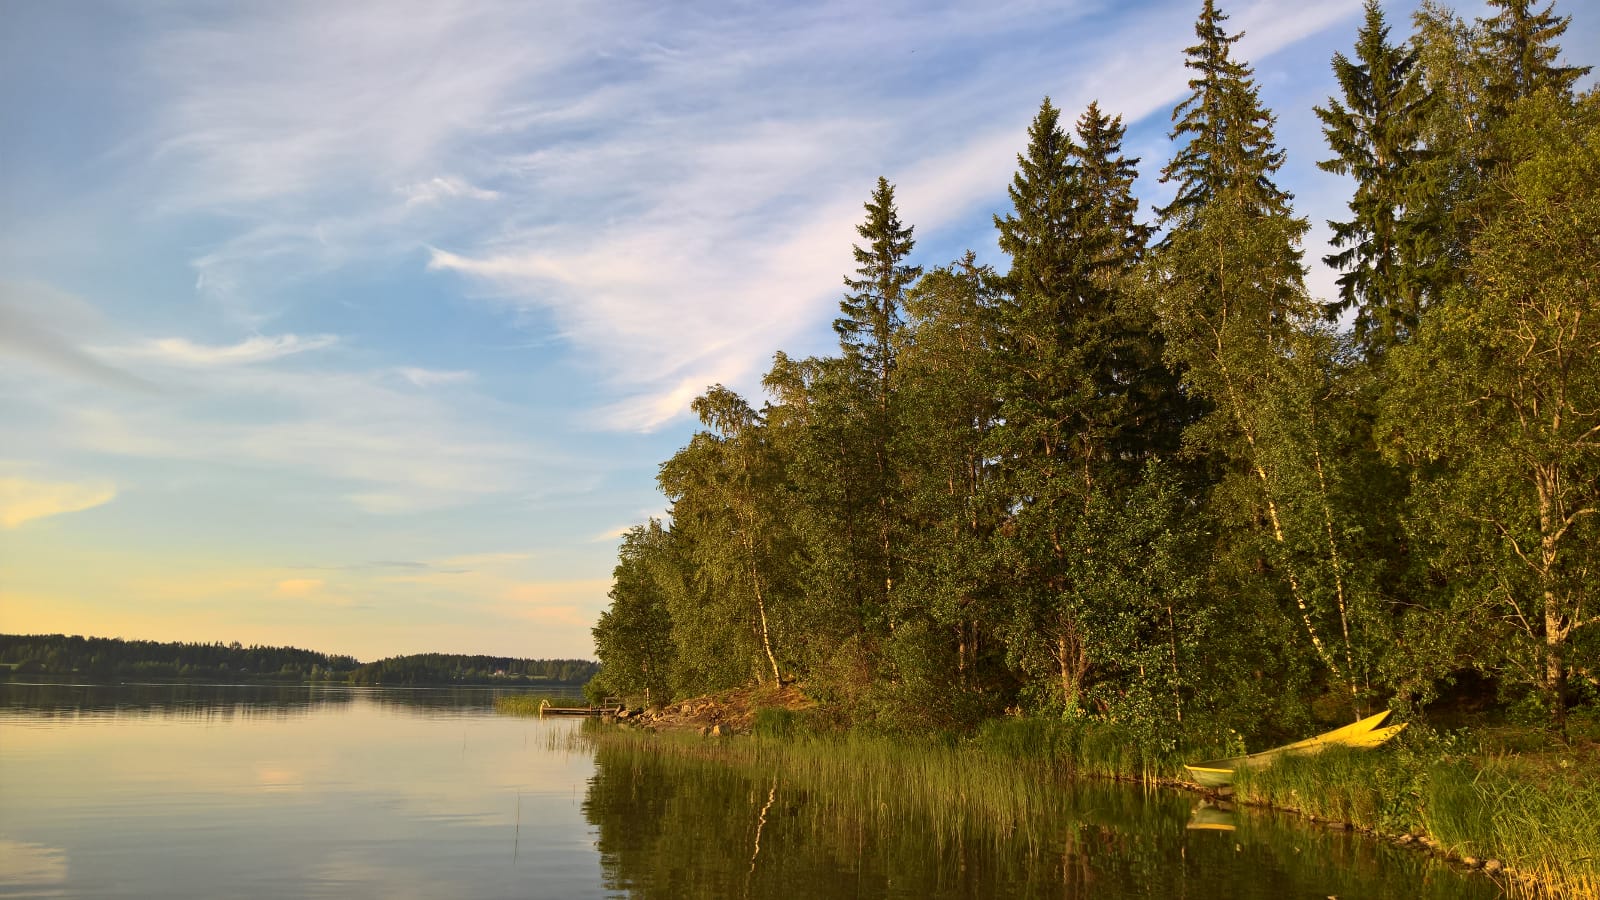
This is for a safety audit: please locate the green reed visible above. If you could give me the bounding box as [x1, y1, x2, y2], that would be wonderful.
[1233, 741, 1600, 899]
[580, 715, 1194, 858]
[493, 694, 586, 715]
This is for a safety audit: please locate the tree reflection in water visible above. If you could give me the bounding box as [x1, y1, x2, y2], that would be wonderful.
[582, 741, 1500, 900]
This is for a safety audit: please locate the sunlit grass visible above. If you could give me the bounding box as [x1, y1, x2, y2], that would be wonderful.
[580, 710, 1599, 899]
[1233, 738, 1600, 899]
[493, 694, 586, 715]
[574, 715, 1203, 856]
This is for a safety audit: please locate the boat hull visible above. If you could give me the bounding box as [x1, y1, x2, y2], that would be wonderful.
[1184, 711, 1403, 789]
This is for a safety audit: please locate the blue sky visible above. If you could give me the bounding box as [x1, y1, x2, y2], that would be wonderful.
[2, 0, 1592, 661]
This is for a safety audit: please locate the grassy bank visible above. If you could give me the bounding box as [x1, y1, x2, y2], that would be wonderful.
[573, 697, 1600, 899]
[1233, 734, 1600, 898]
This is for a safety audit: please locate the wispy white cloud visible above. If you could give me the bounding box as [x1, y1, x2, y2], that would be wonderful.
[0, 476, 117, 528]
[110, 0, 1367, 431]
[431, 551, 533, 570]
[113, 333, 338, 366]
[401, 176, 499, 207]
[396, 366, 474, 387]
[60, 359, 554, 514]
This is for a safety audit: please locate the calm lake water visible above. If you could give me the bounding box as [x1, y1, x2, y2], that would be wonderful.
[0, 682, 1502, 898]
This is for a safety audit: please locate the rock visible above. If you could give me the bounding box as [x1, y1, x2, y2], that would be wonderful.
[1396, 834, 1414, 845]
[1484, 860, 1504, 874]
[1419, 836, 1439, 849]
[615, 708, 632, 719]
[710, 724, 724, 737]
[1462, 857, 1481, 868]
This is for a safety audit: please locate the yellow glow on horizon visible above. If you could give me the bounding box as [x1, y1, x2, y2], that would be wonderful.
[275, 578, 325, 597]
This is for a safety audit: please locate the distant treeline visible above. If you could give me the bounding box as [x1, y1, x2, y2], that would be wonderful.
[0, 634, 597, 686]
[347, 653, 598, 685]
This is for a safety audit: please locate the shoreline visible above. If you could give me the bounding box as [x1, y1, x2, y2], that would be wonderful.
[567, 691, 1596, 899]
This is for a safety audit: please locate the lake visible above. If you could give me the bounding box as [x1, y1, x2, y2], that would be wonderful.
[0, 682, 1501, 898]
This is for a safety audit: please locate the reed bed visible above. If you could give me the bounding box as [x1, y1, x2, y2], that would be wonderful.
[1233, 742, 1600, 899]
[493, 694, 584, 715]
[580, 711, 1598, 898]
[582, 713, 1224, 846]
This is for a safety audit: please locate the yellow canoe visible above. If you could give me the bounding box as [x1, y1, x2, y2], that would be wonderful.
[1185, 710, 1404, 789]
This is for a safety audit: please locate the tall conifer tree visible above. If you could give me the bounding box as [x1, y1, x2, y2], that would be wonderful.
[1148, 1, 1375, 714]
[1316, 0, 1435, 352]
[835, 177, 920, 636]
[1482, 0, 1590, 109]
[1158, 0, 1291, 226]
[837, 177, 920, 406]
[989, 97, 1164, 711]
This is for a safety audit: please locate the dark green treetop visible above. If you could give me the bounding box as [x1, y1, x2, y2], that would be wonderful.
[1482, 0, 1590, 109]
[1316, 0, 1436, 351]
[995, 97, 1076, 299]
[837, 176, 920, 392]
[1159, 0, 1292, 226]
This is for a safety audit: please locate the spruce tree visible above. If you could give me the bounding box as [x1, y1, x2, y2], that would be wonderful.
[1316, 0, 1435, 352]
[1482, 0, 1590, 109]
[1071, 103, 1181, 466]
[988, 97, 1163, 712]
[834, 177, 920, 637]
[1158, 0, 1291, 226]
[1147, 1, 1379, 715]
[837, 176, 920, 405]
[995, 97, 1076, 302]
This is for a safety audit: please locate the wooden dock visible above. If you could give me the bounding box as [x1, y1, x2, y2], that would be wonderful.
[537, 698, 620, 718]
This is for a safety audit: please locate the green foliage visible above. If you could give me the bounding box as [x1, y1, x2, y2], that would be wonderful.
[1381, 89, 1600, 726]
[591, 522, 676, 703]
[589, 0, 1598, 743]
[1316, 0, 1437, 350]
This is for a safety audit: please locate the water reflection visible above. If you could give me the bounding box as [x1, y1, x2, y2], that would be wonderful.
[0, 839, 68, 897]
[0, 679, 580, 723]
[582, 741, 1501, 900]
[1187, 799, 1237, 832]
[0, 682, 1501, 899]
[0, 682, 601, 898]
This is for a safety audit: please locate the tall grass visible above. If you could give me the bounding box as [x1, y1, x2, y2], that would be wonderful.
[584, 719, 1173, 853]
[586, 712, 1599, 898]
[493, 694, 586, 715]
[1234, 742, 1600, 899]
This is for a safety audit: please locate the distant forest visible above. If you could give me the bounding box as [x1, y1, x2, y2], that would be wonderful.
[0, 634, 599, 686]
[590, 0, 1598, 740]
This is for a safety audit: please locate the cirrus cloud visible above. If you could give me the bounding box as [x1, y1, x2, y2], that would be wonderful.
[0, 476, 117, 528]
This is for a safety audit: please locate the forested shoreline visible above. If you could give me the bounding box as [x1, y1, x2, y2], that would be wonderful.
[590, 0, 1598, 745]
[0, 634, 598, 686]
